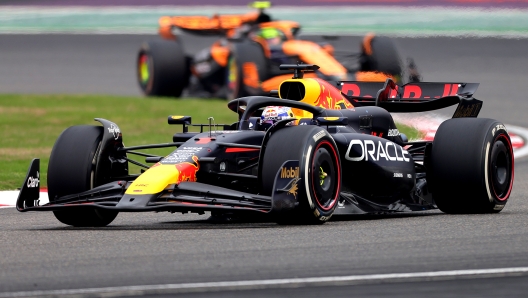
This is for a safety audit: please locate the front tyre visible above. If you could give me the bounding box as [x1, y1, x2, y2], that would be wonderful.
[429, 118, 514, 213]
[261, 126, 341, 224]
[48, 126, 118, 227]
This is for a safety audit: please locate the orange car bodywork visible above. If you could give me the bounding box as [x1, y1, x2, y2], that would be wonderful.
[356, 71, 396, 82]
[282, 40, 348, 80]
[158, 13, 394, 95]
[158, 12, 260, 39]
[210, 41, 230, 67]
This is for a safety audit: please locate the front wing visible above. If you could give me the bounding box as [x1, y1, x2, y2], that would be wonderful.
[17, 159, 299, 215]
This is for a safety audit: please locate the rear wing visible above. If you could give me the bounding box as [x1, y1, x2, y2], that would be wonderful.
[340, 79, 482, 117]
[158, 12, 259, 38]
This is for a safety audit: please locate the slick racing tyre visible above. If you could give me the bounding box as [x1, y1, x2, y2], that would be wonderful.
[428, 118, 514, 214]
[226, 39, 268, 100]
[261, 126, 341, 224]
[48, 126, 118, 227]
[137, 39, 189, 97]
[360, 35, 403, 82]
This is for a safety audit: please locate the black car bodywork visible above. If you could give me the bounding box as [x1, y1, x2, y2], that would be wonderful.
[18, 65, 514, 226]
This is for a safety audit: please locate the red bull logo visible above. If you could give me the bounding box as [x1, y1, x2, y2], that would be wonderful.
[314, 79, 353, 110]
[174, 155, 199, 183]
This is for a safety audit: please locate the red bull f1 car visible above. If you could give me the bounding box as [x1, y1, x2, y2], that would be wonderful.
[18, 64, 513, 226]
[136, 1, 418, 99]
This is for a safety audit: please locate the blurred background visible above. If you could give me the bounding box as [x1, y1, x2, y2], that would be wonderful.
[1, 0, 527, 95]
[1, 0, 527, 125]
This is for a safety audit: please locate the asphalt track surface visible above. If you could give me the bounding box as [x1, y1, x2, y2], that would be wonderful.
[1, 34, 528, 297]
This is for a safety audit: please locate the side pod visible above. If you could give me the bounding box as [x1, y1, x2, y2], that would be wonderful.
[16, 158, 41, 211]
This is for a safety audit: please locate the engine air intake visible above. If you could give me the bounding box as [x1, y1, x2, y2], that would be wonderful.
[279, 81, 305, 101]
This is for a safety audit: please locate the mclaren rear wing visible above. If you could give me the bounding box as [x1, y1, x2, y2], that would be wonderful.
[158, 12, 259, 38]
[340, 79, 482, 117]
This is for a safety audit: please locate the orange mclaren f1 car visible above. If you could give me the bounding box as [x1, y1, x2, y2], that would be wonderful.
[137, 1, 419, 99]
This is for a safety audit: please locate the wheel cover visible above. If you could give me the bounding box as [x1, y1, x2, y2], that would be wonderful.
[226, 56, 238, 98]
[138, 53, 150, 85]
[490, 133, 514, 201]
[310, 141, 340, 211]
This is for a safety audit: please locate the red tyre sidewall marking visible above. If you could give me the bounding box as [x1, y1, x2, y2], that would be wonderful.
[310, 140, 341, 211]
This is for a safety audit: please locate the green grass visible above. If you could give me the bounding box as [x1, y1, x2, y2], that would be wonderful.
[398, 122, 422, 141]
[0, 94, 421, 190]
[0, 94, 237, 190]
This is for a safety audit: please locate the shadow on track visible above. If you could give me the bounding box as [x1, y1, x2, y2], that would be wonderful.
[24, 210, 444, 231]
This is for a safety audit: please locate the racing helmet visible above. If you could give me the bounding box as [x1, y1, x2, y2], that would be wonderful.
[257, 27, 283, 44]
[260, 106, 295, 126]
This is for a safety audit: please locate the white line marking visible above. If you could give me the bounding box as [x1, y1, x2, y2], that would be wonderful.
[0, 191, 20, 208]
[1, 267, 528, 297]
[0, 191, 47, 208]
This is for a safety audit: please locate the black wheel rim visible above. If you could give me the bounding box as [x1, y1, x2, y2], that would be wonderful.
[311, 142, 339, 211]
[490, 134, 513, 201]
[226, 56, 239, 99]
[138, 52, 153, 92]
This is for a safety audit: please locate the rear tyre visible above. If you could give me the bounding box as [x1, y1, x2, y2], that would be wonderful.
[360, 35, 403, 81]
[226, 40, 268, 100]
[261, 126, 341, 224]
[137, 39, 189, 97]
[429, 118, 514, 214]
[48, 126, 118, 227]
